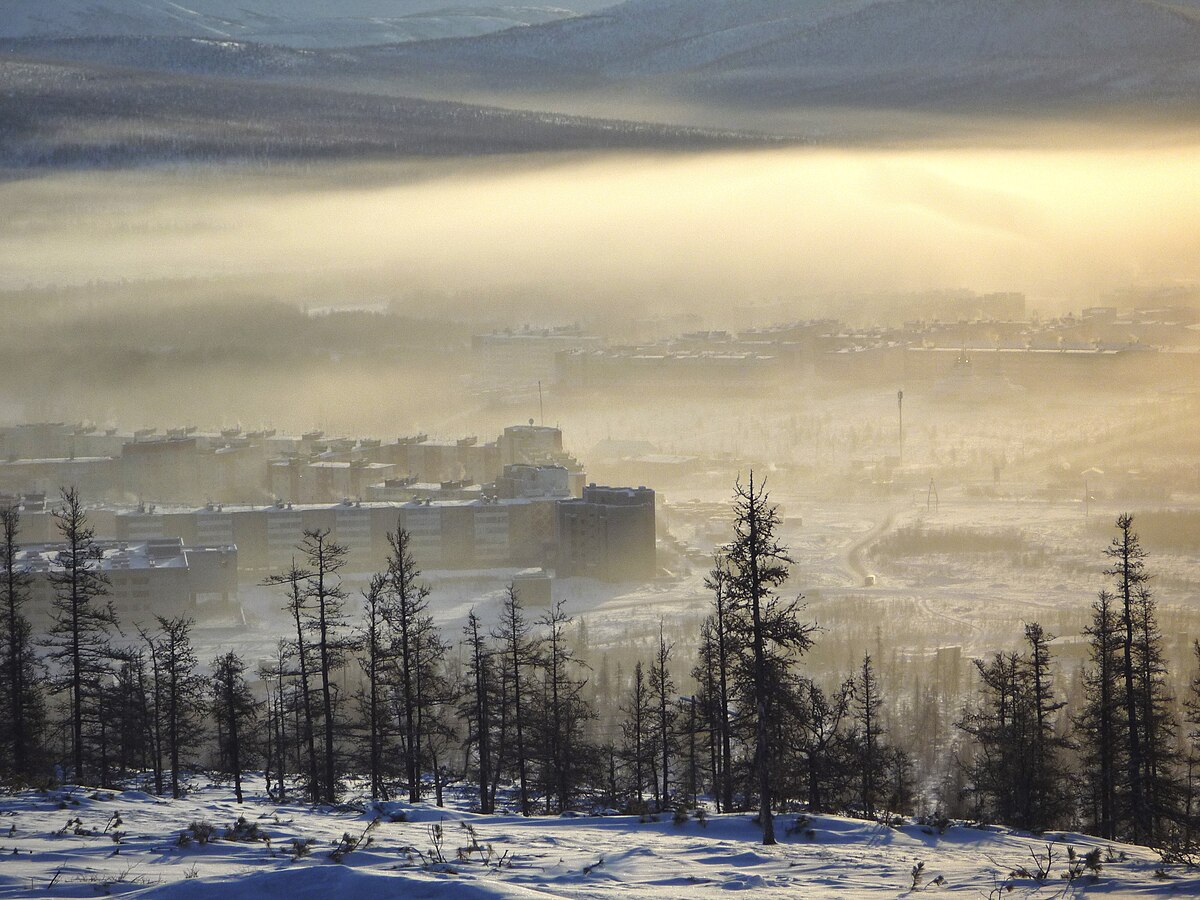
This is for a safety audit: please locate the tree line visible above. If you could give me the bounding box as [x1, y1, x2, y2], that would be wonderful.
[3, 485, 1200, 856]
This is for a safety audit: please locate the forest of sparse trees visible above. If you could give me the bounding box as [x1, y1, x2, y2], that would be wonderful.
[3, 484, 1200, 857]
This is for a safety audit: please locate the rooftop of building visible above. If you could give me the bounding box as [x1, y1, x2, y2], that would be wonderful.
[12, 537, 235, 573]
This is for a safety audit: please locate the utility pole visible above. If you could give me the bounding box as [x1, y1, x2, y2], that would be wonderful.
[538, 381, 544, 426]
[897, 389, 904, 468]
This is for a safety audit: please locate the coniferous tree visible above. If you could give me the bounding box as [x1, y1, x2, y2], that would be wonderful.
[384, 525, 438, 803]
[692, 620, 724, 811]
[703, 555, 738, 812]
[1076, 589, 1124, 839]
[957, 627, 1070, 834]
[111, 648, 152, 781]
[356, 574, 393, 801]
[535, 599, 594, 814]
[722, 473, 815, 844]
[495, 582, 536, 815]
[462, 608, 495, 812]
[45, 486, 116, 783]
[649, 621, 676, 812]
[1130, 583, 1180, 841]
[264, 561, 320, 803]
[620, 660, 654, 810]
[0, 505, 43, 782]
[958, 652, 1026, 827]
[211, 650, 258, 804]
[853, 653, 884, 819]
[1101, 513, 1180, 843]
[259, 640, 291, 800]
[1182, 642, 1200, 850]
[793, 677, 852, 813]
[146, 616, 204, 799]
[1107, 513, 1152, 843]
[1022, 623, 1072, 832]
[299, 529, 353, 804]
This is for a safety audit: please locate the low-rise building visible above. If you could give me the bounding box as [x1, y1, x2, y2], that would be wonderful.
[13, 538, 237, 627]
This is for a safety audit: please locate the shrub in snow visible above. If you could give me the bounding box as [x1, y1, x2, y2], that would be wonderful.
[178, 820, 218, 846]
[330, 818, 378, 862]
[224, 816, 269, 843]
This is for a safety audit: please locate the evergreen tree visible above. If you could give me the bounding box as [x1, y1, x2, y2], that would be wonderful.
[263, 562, 320, 803]
[535, 599, 594, 814]
[462, 608, 495, 812]
[649, 620, 676, 811]
[45, 486, 116, 783]
[1107, 513, 1152, 843]
[146, 616, 205, 799]
[211, 650, 258, 804]
[299, 529, 353, 804]
[793, 677, 852, 813]
[1022, 623, 1072, 832]
[853, 653, 884, 819]
[722, 473, 815, 844]
[356, 573, 393, 801]
[620, 660, 654, 810]
[1075, 589, 1124, 839]
[0, 505, 43, 782]
[702, 555, 738, 812]
[494, 582, 536, 815]
[384, 526, 432, 803]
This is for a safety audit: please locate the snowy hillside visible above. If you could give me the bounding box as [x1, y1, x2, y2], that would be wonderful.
[1, 780, 1197, 898]
[0, 56, 782, 171]
[356, 0, 1200, 109]
[0, 0, 616, 48]
[6, 0, 1198, 115]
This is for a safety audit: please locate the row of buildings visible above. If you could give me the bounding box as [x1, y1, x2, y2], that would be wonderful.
[471, 304, 1200, 394]
[3, 483, 657, 624]
[0, 423, 586, 507]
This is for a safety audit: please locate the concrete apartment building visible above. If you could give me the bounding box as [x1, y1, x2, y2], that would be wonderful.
[14, 537, 237, 627]
[113, 496, 561, 573]
[557, 484, 656, 581]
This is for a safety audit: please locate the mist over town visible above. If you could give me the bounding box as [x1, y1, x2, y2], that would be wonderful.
[1, 2, 1200, 897]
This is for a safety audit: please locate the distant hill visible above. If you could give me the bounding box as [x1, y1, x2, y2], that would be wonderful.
[0, 55, 783, 171]
[0, 0, 617, 49]
[2, 0, 1198, 167]
[352, 0, 1200, 110]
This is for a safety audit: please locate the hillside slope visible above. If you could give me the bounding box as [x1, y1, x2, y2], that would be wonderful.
[0, 56, 781, 171]
[0, 0, 615, 48]
[1, 781, 1197, 898]
[356, 0, 1200, 109]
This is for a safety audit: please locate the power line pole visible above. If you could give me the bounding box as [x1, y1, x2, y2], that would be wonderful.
[897, 389, 904, 468]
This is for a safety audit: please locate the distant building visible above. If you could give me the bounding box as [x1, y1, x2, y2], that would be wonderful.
[496, 464, 570, 499]
[512, 567, 553, 606]
[0, 457, 118, 500]
[113, 497, 561, 574]
[472, 326, 603, 385]
[122, 437, 202, 503]
[557, 484, 656, 581]
[268, 458, 396, 504]
[13, 537, 237, 627]
[498, 426, 585, 494]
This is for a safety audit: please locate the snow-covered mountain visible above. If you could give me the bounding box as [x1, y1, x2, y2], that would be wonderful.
[358, 0, 1200, 109]
[0, 0, 616, 48]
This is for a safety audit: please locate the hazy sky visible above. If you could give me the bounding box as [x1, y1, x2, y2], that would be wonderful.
[3, 142, 1198, 316]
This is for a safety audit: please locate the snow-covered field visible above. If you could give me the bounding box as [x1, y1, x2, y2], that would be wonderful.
[2, 780, 1198, 898]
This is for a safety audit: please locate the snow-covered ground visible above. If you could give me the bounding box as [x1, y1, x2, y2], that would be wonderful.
[2, 780, 1198, 898]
